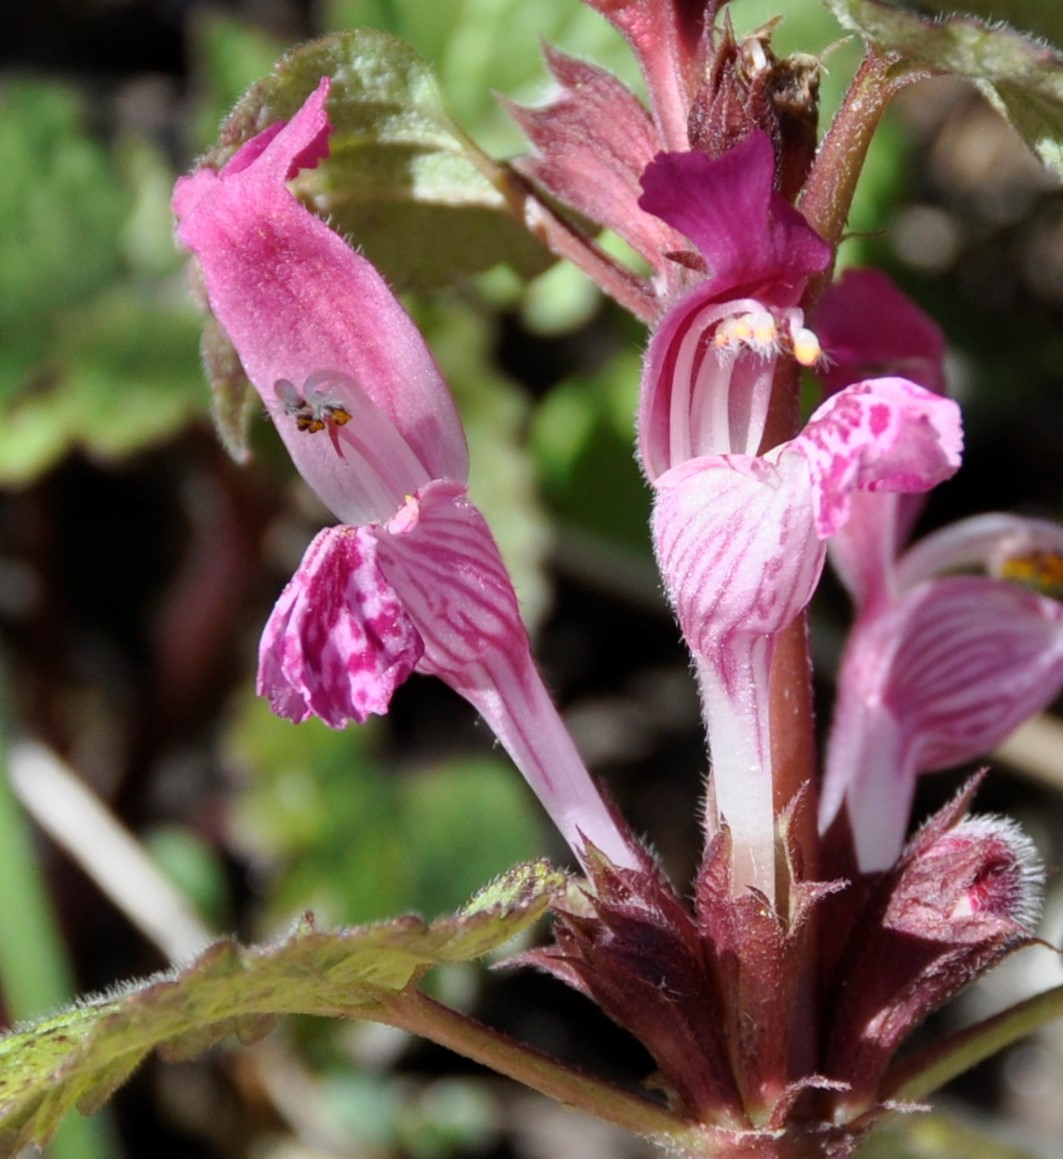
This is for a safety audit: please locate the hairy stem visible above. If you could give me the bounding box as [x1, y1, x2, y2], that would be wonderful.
[383, 988, 684, 1139]
[799, 48, 928, 311]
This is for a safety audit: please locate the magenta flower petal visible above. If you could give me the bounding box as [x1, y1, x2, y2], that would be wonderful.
[793, 377, 963, 538]
[172, 78, 469, 525]
[638, 137, 831, 302]
[815, 269, 947, 396]
[258, 524, 424, 728]
[636, 136, 831, 483]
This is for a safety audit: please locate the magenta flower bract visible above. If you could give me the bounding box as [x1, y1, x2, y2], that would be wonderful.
[172, 79, 639, 871]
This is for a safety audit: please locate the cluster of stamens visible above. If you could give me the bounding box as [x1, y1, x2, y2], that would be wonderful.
[275, 377, 353, 433]
[713, 309, 824, 368]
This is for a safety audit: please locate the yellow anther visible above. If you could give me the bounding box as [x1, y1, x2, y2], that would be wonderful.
[749, 311, 778, 348]
[791, 325, 823, 367]
[999, 550, 1063, 596]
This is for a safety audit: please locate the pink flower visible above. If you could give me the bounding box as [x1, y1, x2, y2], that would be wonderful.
[811, 269, 1063, 871]
[636, 135, 833, 481]
[821, 507, 1063, 872]
[172, 79, 639, 871]
[653, 378, 963, 899]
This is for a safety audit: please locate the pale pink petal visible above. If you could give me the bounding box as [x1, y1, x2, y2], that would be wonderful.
[257, 525, 424, 728]
[826, 492, 905, 610]
[638, 293, 782, 480]
[652, 452, 825, 903]
[652, 454, 824, 658]
[172, 78, 468, 525]
[372, 480, 641, 870]
[895, 579, 1063, 772]
[794, 377, 963, 539]
[895, 512, 1063, 592]
[822, 576, 1063, 870]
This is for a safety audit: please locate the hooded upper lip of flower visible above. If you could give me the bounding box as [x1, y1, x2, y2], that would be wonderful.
[634, 133, 833, 481]
[171, 77, 468, 529]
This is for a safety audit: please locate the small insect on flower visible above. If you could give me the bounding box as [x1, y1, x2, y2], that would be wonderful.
[274, 373, 353, 457]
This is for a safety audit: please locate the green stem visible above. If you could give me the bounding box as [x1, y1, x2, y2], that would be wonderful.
[881, 983, 1063, 1104]
[0, 725, 116, 1159]
[382, 988, 686, 1140]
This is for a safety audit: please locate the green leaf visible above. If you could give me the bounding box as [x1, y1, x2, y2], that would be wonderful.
[0, 79, 213, 484]
[825, 0, 1063, 175]
[200, 313, 258, 465]
[0, 82, 126, 328]
[901, 0, 1063, 49]
[0, 861, 564, 1153]
[212, 29, 551, 288]
[0, 288, 206, 486]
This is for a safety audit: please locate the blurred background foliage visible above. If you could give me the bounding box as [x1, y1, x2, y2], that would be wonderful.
[2, 1, 1063, 1157]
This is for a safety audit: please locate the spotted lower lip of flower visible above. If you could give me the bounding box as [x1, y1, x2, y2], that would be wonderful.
[171, 77, 468, 528]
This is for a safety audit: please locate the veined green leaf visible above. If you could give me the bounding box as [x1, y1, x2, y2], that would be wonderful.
[0, 860, 564, 1154]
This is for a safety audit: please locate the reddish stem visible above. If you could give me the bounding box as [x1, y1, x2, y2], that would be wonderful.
[759, 358, 819, 900]
[799, 48, 931, 308]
